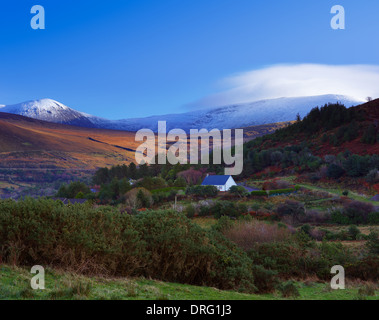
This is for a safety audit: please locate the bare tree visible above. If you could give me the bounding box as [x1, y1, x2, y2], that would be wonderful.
[366, 97, 373, 102]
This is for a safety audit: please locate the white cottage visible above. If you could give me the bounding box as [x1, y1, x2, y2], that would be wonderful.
[201, 175, 237, 192]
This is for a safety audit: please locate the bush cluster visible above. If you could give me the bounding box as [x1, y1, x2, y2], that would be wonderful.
[198, 201, 247, 219]
[0, 198, 255, 293]
[186, 185, 218, 197]
[331, 201, 376, 225]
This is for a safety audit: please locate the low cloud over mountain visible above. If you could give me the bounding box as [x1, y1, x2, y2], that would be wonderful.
[186, 64, 379, 109]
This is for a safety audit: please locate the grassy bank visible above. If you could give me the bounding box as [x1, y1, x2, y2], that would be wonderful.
[1, 265, 377, 300]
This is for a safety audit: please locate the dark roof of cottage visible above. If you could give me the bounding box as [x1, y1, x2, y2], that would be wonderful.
[202, 175, 232, 186]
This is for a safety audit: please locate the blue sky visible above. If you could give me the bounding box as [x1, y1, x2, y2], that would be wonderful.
[1, 0, 379, 119]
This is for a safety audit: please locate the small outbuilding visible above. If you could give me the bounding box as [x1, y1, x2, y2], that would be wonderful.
[201, 175, 237, 192]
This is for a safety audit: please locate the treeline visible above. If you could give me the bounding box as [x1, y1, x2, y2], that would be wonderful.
[239, 102, 379, 179]
[275, 103, 364, 137]
[274, 103, 378, 145]
[88, 159, 223, 204]
[242, 143, 322, 177]
[241, 139, 379, 180]
[92, 162, 207, 186]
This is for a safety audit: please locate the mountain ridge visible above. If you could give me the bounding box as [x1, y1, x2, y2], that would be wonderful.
[0, 95, 364, 132]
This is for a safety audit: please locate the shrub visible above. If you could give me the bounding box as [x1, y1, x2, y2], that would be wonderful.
[136, 177, 167, 190]
[173, 176, 187, 188]
[199, 201, 247, 219]
[137, 189, 151, 208]
[358, 284, 377, 297]
[251, 265, 279, 294]
[151, 187, 185, 195]
[278, 281, 300, 298]
[301, 209, 328, 224]
[229, 185, 249, 197]
[347, 225, 361, 240]
[366, 169, 379, 183]
[368, 212, 379, 225]
[346, 256, 379, 281]
[250, 190, 268, 196]
[327, 164, 345, 179]
[299, 224, 312, 236]
[361, 124, 377, 144]
[343, 201, 374, 224]
[75, 192, 85, 199]
[365, 232, 379, 255]
[268, 188, 295, 195]
[125, 187, 152, 208]
[184, 204, 196, 218]
[177, 169, 203, 185]
[309, 228, 326, 241]
[0, 198, 145, 275]
[247, 239, 355, 281]
[331, 209, 351, 225]
[262, 180, 291, 191]
[212, 216, 233, 233]
[186, 185, 218, 197]
[277, 200, 305, 224]
[0, 199, 257, 293]
[223, 220, 291, 251]
[57, 181, 91, 198]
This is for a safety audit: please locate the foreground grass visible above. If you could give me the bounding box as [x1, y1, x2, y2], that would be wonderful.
[0, 265, 377, 300]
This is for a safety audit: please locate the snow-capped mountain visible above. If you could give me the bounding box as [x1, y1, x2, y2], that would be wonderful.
[0, 95, 364, 132]
[109, 95, 363, 132]
[0, 99, 97, 128]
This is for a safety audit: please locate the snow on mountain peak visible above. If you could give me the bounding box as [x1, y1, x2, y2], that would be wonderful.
[0, 94, 365, 132]
[0, 99, 95, 127]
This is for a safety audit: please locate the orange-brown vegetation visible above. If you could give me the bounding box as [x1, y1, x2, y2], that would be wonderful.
[0, 112, 138, 170]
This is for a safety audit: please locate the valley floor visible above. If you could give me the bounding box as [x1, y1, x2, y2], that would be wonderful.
[1, 265, 377, 300]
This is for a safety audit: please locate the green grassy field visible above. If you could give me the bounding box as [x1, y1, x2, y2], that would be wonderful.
[1, 265, 377, 300]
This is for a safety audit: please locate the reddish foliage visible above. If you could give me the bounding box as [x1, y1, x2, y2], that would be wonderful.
[224, 220, 290, 251]
[246, 211, 278, 220]
[178, 169, 204, 185]
[262, 178, 292, 190]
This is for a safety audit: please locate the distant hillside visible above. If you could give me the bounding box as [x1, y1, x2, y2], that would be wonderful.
[0, 112, 289, 171]
[258, 99, 379, 156]
[108, 95, 362, 132]
[0, 112, 138, 170]
[239, 99, 379, 179]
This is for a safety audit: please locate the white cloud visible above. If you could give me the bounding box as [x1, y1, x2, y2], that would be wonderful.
[188, 64, 379, 108]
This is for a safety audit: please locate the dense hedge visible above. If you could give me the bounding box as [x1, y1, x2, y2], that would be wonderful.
[250, 191, 268, 196]
[186, 185, 219, 197]
[246, 236, 357, 280]
[198, 201, 247, 219]
[268, 187, 299, 195]
[250, 186, 300, 196]
[0, 198, 255, 292]
[331, 201, 377, 225]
